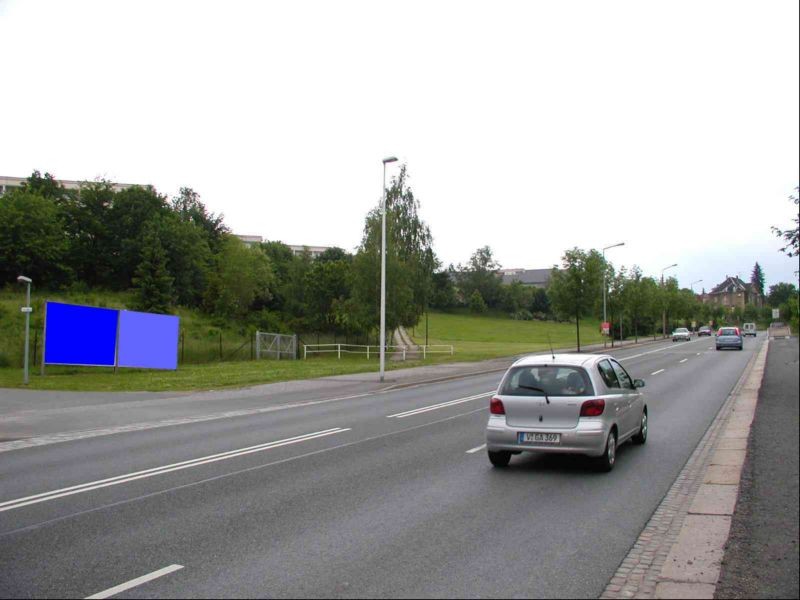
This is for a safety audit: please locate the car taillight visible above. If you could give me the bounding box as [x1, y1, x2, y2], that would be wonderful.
[580, 399, 605, 417]
[490, 397, 505, 415]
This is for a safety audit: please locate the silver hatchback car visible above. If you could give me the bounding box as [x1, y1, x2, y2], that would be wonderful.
[486, 354, 648, 471]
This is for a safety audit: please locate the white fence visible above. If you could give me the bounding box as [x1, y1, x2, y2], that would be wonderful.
[302, 344, 454, 360]
[256, 331, 297, 360]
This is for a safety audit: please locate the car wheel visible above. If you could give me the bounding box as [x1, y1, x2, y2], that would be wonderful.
[632, 411, 648, 445]
[595, 430, 617, 472]
[488, 450, 511, 468]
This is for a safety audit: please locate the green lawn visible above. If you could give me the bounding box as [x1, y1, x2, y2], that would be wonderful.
[409, 310, 603, 361]
[0, 355, 423, 392]
[0, 302, 602, 392]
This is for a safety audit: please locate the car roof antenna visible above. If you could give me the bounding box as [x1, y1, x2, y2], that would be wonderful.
[547, 334, 555, 361]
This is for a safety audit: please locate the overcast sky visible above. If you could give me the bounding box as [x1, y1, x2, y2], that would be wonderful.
[2, 0, 798, 291]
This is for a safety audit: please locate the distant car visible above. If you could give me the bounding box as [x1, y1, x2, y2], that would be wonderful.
[742, 323, 757, 337]
[716, 327, 743, 351]
[485, 353, 648, 472]
[697, 326, 713, 337]
[672, 327, 691, 342]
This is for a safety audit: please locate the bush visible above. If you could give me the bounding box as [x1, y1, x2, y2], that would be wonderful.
[469, 290, 488, 314]
[510, 309, 533, 321]
[0, 352, 10, 368]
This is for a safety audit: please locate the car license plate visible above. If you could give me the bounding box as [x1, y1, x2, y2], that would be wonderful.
[518, 432, 560, 444]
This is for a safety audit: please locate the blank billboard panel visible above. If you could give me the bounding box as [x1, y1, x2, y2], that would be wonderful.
[117, 311, 180, 370]
[44, 302, 119, 367]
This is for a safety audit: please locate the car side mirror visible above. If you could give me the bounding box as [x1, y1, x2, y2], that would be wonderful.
[634, 379, 645, 388]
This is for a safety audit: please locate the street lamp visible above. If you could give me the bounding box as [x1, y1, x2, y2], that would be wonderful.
[660, 263, 678, 338]
[380, 156, 398, 382]
[17, 275, 32, 385]
[602, 242, 625, 344]
[690, 279, 703, 293]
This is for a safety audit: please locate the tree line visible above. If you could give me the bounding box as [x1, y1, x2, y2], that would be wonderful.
[2, 171, 797, 340]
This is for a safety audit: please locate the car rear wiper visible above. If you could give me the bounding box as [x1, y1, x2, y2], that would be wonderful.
[518, 384, 550, 404]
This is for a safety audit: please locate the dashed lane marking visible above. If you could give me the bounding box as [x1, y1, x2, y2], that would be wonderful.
[85, 565, 184, 599]
[466, 444, 486, 454]
[651, 369, 665, 375]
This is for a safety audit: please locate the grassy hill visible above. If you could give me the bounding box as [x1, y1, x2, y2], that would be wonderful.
[408, 309, 604, 360]
[0, 295, 604, 391]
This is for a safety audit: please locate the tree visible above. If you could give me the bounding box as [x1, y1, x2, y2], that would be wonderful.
[108, 185, 171, 289]
[750, 262, 765, 297]
[530, 287, 551, 317]
[203, 237, 274, 319]
[58, 180, 115, 286]
[316, 247, 351, 263]
[21, 170, 68, 201]
[767, 282, 797, 307]
[429, 269, 457, 310]
[469, 289, 488, 313]
[132, 223, 174, 314]
[771, 187, 799, 266]
[0, 189, 71, 285]
[351, 164, 437, 333]
[171, 187, 228, 253]
[547, 248, 604, 350]
[458, 246, 503, 308]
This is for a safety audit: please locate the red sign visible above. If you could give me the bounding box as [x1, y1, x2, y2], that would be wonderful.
[601, 322, 610, 335]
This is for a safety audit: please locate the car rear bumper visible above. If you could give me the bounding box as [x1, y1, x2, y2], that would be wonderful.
[485, 416, 609, 457]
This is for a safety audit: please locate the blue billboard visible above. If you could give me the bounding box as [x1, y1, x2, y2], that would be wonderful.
[43, 302, 119, 367]
[117, 310, 179, 370]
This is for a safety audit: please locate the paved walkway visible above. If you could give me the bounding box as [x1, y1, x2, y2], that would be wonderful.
[715, 336, 799, 599]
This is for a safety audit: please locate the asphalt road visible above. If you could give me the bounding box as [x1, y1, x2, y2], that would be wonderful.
[0, 334, 764, 598]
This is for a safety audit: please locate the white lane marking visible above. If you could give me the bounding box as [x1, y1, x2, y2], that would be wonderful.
[679, 359, 688, 363]
[1, 407, 490, 539]
[697, 353, 701, 356]
[466, 444, 487, 454]
[616, 338, 704, 362]
[386, 391, 494, 418]
[708, 347, 713, 350]
[651, 369, 665, 375]
[85, 564, 184, 599]
[0, 428, 349, 513]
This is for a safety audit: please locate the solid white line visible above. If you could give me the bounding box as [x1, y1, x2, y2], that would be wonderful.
[85, 564, 184, 599]
[386, 391, 494, 418]
[679, 359, 688, 363]
[697, 353, 701, 356]
[651, 369, 665, 375]
[466, 444, 487, 454]
[0, 429, 349, 513]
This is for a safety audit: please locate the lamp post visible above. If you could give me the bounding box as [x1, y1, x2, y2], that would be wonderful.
[660, 263, 678, 338]
[379, 156, 398, 382]
[690, 279, 703, 293]
[602, 242, 625, 346]
[17, 275, 32, 385]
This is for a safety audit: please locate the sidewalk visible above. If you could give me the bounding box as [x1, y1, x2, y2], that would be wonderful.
[714, 336, 799, 599]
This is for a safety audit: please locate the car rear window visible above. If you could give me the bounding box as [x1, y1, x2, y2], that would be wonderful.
[500, 366, 595, 397]
[676, 328, 688, 333]
[719, 328, 738, 336]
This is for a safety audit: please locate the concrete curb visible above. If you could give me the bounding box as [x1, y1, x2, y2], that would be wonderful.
[600, 339, 769, 599]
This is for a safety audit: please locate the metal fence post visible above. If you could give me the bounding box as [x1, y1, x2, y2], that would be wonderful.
[403, 346, 406, 360]
[367, 345, 370, 360]
[304, 345, 307, 360]
[423, 345, 426, 360]
[255, 331, 260, 360]
[338, 344, 341, 359]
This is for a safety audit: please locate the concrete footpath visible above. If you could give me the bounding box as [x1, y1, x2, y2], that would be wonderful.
[714, 336, 799, 599]
[602, 335, 799, 599]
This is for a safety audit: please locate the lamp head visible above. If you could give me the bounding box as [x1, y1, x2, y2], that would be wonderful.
[382, 156, 398, 164]
[17, 275, 32, 284]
